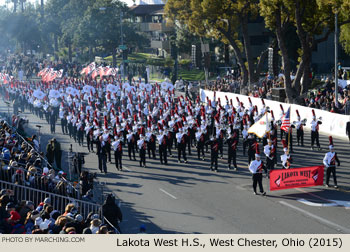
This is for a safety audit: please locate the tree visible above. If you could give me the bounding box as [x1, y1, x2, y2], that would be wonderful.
[165, 0, 269, 88]
[260, 0, 350, 103]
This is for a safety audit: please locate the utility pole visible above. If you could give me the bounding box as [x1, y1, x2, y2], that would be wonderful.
[335, 11, 339, 106]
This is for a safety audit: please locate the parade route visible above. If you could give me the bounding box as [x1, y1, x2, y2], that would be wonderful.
[2, 95, 350, 234]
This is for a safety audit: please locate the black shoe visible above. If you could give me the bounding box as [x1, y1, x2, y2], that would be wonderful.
[262, 192, 266, 196]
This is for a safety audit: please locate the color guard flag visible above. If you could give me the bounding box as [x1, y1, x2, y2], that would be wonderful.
[248, 112, 272, 138]
[281, 106, 291, 132]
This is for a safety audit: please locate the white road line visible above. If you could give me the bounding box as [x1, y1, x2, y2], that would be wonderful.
[123, 166, 132, 172]
[279, 201, 350, 233]
[297, 198, 338, 207]
[295, 188, 334, 203]
[159, 188, 177, 199]
[295, 188, 350, 209]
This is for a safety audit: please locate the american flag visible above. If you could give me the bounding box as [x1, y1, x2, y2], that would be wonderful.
[281, 107, 291, 132]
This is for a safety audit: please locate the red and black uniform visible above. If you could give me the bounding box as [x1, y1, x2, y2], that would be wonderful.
[87, 128, 94, 152]
[225, 135, 238, 170]
[159, 134, 168, 165]
[147, 133, 157, 159]
[206, 138, 220, 171]
[247, 137, 257, 164]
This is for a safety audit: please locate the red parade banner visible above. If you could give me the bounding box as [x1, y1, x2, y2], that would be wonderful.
[269, 166, 324, 191]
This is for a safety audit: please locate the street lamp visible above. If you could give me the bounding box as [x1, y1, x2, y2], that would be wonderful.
[120, 11, 125, 82]
[335, 11, 339, 106]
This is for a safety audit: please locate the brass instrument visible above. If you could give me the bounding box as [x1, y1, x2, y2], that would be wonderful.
[292, 118, 307, 126]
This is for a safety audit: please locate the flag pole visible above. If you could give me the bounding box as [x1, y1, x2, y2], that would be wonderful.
[288, 106, 291, 152]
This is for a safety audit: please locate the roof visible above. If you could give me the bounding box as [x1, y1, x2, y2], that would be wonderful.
[129, 4, 165, 15]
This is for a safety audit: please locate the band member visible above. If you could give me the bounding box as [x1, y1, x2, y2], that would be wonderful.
[59, 107, 67, 134]
[85, 122, 94, 152]
[279, 104, 285, 140]
[206, 135, 220, 172]
[167, 127, 173, 157]
[225, 132, 238, 170]
[102, 130, 112, 163]
[264, 137, 275, 176]
[323, 136, 340, 188]
[280, 139, 292, 169]
[126, 129, 136, 161]
[196, 126, 205, 160]
[146, 126, 156, 159]
[285, 126, 294, 153]
[112, 136, 123, 171]
[77, 119, 84, 146]
[295, 110, 305, 146]
[176, 124, 187, 163]
[249, 144, 267, 195]
[137, 134, 147, 167]
[242, 120, 248, 156]
[96, 135, 108, 173]
[217, 125, 225, 159]
[67, 112, 73, 138]
[157, 129, 168, 165]
[310, 109, 322, 150]
[247, 134, 257, 164]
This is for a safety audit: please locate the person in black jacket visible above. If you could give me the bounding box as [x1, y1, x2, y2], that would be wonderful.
[100, 194, 122, 233]
[346, 121, 350, 143]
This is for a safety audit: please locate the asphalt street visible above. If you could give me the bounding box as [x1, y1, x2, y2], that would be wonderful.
[1, 97, 350, 234]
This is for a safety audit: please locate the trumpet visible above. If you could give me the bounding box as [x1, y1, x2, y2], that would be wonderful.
[292, 118, 307, 126]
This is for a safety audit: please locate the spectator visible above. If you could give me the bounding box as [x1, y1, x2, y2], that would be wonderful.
[89, 219, 101, 234]
[101, 194, 122, 233]
[8, 211, 25, 234]
[24, 210, 40, 234]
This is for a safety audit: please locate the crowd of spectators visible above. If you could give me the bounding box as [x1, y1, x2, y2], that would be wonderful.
[0, 119, 80, 198]
[0, 53, 81, 81]
[0, 115, 123, 234]
[0, 190, 121, 234]
[203, 71, 350, 115]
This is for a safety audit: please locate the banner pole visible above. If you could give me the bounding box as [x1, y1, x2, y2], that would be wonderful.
[288, 106, 291, 152]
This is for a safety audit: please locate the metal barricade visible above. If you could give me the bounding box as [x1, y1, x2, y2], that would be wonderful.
[0, 180, 102, 218]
